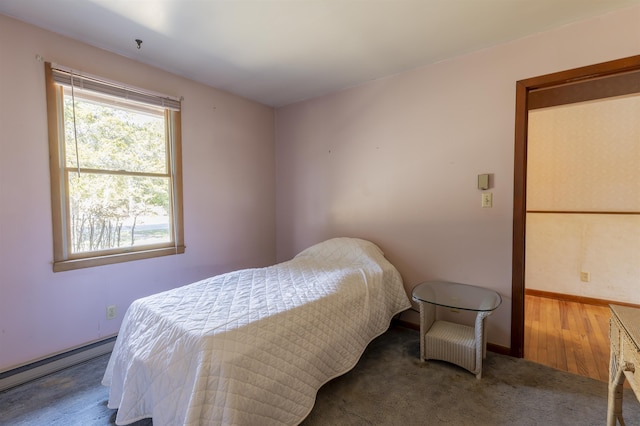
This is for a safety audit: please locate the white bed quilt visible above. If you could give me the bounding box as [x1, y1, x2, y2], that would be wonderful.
[102, 238, 410, 425]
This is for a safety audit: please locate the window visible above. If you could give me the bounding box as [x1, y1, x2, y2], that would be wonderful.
[45, 63, 184, 272]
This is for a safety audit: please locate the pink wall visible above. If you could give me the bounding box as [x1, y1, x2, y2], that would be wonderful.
[2, 6, 639, 368]
[275, 6, 640, 347]
[0, 15, 275, 371]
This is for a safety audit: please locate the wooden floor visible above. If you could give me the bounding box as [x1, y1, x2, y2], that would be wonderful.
[524, 294, 611, 382]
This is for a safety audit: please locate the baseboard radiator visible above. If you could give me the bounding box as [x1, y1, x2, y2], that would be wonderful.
[0, 336, 116, 392]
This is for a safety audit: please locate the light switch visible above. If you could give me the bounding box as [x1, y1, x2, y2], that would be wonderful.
[481, 192, 492, 208]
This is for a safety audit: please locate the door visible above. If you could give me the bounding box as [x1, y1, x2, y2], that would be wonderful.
[511, 55, 640, 357]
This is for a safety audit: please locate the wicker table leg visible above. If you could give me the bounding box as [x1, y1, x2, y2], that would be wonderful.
[418, 301, 435, 362]
[607, 352, 632, 426]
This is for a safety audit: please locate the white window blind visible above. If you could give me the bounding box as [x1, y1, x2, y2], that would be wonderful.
[50, 64, 181, 111]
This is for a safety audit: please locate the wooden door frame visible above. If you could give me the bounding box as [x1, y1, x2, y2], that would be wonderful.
[510, 55, 640, 358]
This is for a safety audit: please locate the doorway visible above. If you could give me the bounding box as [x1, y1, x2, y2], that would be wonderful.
[510, 55, 640, 359]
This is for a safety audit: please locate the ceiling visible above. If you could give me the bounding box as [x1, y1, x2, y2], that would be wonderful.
[1, 0, 638, 107]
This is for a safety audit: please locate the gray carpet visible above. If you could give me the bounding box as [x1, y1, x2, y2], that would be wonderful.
[1, 326, 639, 425]
[304, 326, 640, 425]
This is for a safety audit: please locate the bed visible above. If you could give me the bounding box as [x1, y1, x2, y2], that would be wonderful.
[102, 237, 411, 425]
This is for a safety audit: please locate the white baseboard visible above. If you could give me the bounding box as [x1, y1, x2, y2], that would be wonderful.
[0, 337, 116, 392]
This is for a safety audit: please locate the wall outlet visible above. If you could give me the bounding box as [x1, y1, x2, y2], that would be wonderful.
[106, 305, 117, 320]
[580, 271, 591, 283]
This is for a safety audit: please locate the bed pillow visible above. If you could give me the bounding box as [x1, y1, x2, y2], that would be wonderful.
[294, 237, 384, 263]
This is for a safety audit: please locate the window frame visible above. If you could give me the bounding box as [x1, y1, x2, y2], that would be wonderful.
[45, 62, 185, 272]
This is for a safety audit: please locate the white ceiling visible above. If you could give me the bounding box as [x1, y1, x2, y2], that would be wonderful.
[1, 0, 639, 107]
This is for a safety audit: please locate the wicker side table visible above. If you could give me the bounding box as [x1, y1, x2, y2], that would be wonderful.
[607, 304, 640, 426]
[412, 281, 501, 379]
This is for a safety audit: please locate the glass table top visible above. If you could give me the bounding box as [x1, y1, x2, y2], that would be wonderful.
[412, 281, 502, 312]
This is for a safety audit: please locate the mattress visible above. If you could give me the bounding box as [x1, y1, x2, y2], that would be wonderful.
[102, 237, 410, 425]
